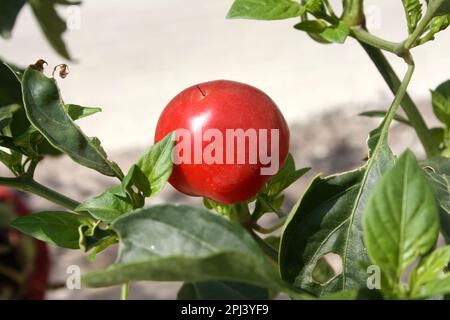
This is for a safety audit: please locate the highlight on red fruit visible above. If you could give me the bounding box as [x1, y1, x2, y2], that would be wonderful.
[155, 80, 290, 204]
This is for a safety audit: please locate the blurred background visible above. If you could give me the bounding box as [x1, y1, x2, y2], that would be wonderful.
[0, 0, 449, 299]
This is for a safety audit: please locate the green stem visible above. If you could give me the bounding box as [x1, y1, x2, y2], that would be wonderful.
[323, 0, 337, 19]
[0, 176, 80, 210]
[229, 202, 252, 227]
[121, 282, 129, 300]
[249, 230, 278, 264]
[351, 27, 400, 54]
[359, 42, 438, 157]
[380, 54, 415, 135]
[342, 0, 365, 26]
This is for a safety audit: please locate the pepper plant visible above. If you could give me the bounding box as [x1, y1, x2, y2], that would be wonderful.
[1, 0, 450, 300]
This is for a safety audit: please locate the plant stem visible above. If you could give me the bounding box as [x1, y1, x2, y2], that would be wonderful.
[121, 282, 129, 300]
[359, 42, 439, 157]
[0, 176, 80, 210]
[351, 27, 400, 54]
[380, 54, 415, 134]
[323, 0, 337, 19]
[342, 0, 365, 26]
[249, 230, 278, 264]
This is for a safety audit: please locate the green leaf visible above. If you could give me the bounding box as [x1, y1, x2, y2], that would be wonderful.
[422, 157, 450, 242]
[10, 211, 94, 249]
[304, 0, 325, 16]
[82, 204, 282, 291]
[28, 0, 79, 60]
[0, 62, 65, 158]
[0, 149, 22, 175]
[0, 61, 30, 137]
[426, 15, 450, 40]
[254, 194, 286, 218]
[78, 222, 116, 252]
[311, 256, 337, 286]
[294, 20, 327, 33]
[0, 0, 26, 38]
[363, 150, 440, 286]
[203, 197, 232, 216]
[279, 119, 395, 295]
[137, 132, 175, 196]
[410, 245, 450, 296]
[359, 110, 411, 126]
[0, 104, 20, 131]
[178, 281, 270, 300]
[264, 235, 280, 250]
[429, 127, 445, 149]
[22, 67, 123, 178]
[320, 21, 350, 44]
[226, 0, 304, 20]
[265, 154, 310, 197]
[422, 158, 450, 214]
[294, 18, 349, 44]
[402, 0, 423, 33]
[431, 79, 450, 126]
[252, 154, 307, 220]
[122, 164, 151, 197]
[431, 0, 450, 16]
[421, 274, 450, 297]
[64, 104, 102, 120]
[293, 20, 331, 44]
[0, 61, 22, 107]
[75, 185, 134, 222]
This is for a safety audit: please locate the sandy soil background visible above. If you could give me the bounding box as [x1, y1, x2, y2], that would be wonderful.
[0, 0, 448, 299]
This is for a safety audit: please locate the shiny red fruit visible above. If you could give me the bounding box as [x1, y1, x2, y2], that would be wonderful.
[154, 80, 290, 204]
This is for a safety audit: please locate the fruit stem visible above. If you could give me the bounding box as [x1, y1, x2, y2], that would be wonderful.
[359, 42, 438, 157]
[121, 282, 129, 300]
[249, 230, 278, 264]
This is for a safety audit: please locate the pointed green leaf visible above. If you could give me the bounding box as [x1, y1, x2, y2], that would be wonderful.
[359, 110, 411, 126]
[364, 151, 440, 285]
[10, 211, 94, 249]
[280, 120, 395, 295]
[137, 132, 175, 196]
[294, 20, 327, 33]
[421, 274, 450, 297]
[28, 0, 79, 60]
[82, 204, 282, 292]
[265, 154, 310, 197]
[431, 79, 450, 126]
[401, 0, 423, 33]
[64, 104, 102, 120]
[76, 185, 134, 222]
[320, 22, 349, 44]
[421, 157, 450, 243]
[122, 164, 151, 197]
[0, 0, 26, 38]
[410, 245, 450, 296]
[22, 67, 123, 178]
